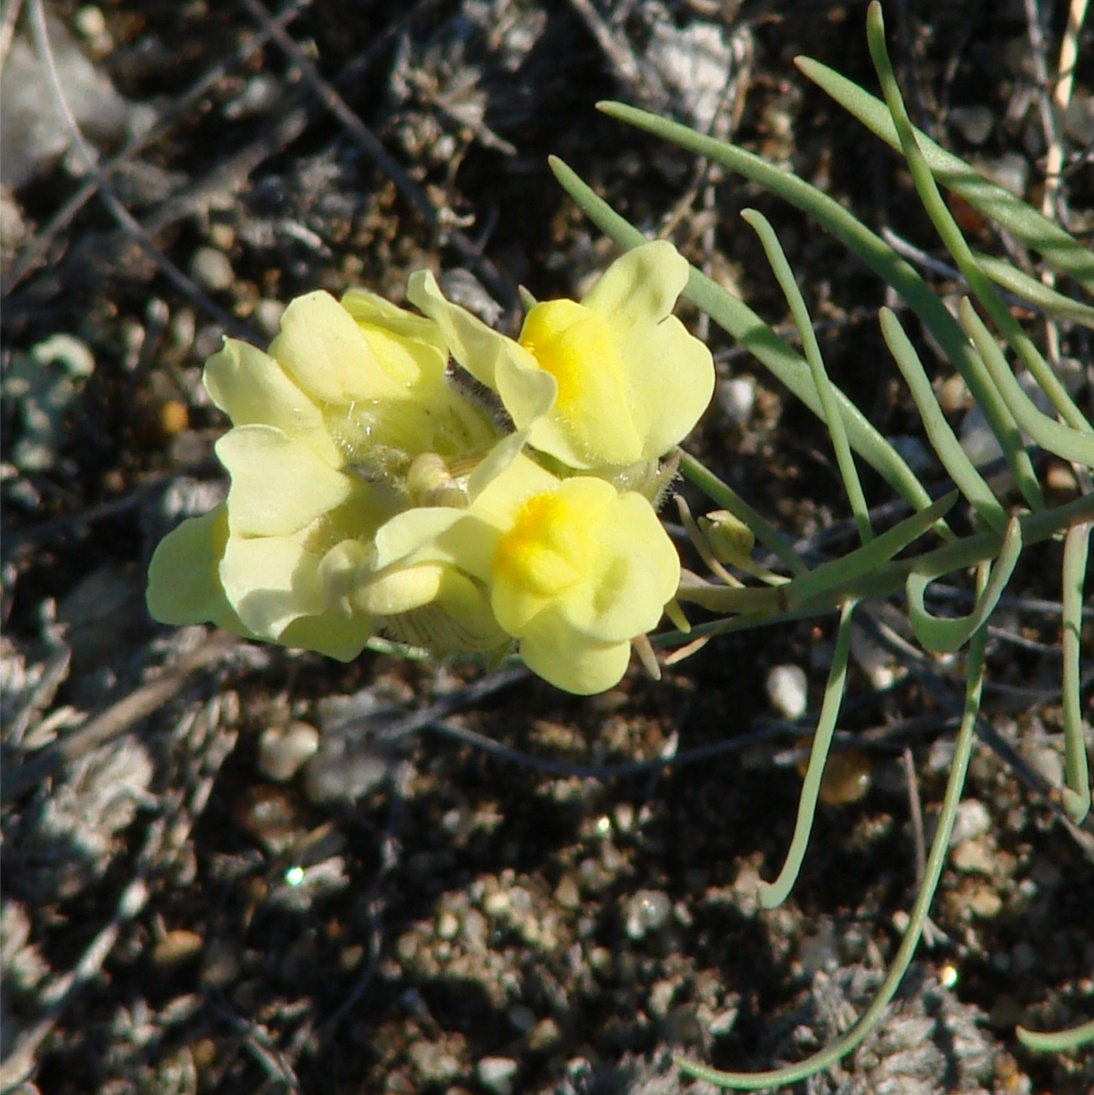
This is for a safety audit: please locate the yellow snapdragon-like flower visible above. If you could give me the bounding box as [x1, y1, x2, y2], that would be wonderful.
[362, 449, 681, 693]
[147, 289, 497, 660]
[408, 240, 714, 470]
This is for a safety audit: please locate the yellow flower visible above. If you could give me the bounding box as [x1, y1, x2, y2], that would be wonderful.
[206, 289, 499, 474]
[148, 288, 496, 659]
[147, 424, 402, 660]
[361, 449, 681, 693]
[408, 241, 714, 470]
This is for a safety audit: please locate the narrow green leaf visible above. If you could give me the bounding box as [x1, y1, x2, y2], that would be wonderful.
[796, 58, 1094, 293]
[1060, 522, 1092, 824]
[548, 156, 948, 526]
[906, 515, 1022, 654]
[960, 300, 1094, 467]
[1016, 1018, 1094, 1054]
[759, 602, 855, 910]
[878, 308, 1009, 532]
[743, 209, 873, 544]
[864, 4, 1089, 433]
[679, 544, 990, 1089]
[580, 108, 1043, 500]
[784, 493, 956, 612]
[974, 253, 1094, 327]
[679, 451, 809, 577]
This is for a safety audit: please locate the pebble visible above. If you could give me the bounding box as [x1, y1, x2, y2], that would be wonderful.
[950, 105, 994, 145]
[766, 664, 808, 720]
[436, 911, 459, 941]
[528, 1017, 560, 1052]
[152, 929, 203, 969]
[717, 376, 755, 424]
[949, 799, 992, 846]
[980, 151, 1028, 198]
[623, 889, 672, 940]
[462, 908, 487, 949]
[968, 885, 1003, 919]
[200, 939, 241, 988]
[190, 246, 234, 292]
[258, 722, 319, 782]
[960, 404, 1004, 471]
[554, 875, 581, 911]
[407, 1041, 459, 1084]
[952, 838, 994, 875]
[507, 1004, 536, 1033]
[476, 1057, 518, 1095]
[1064, 88, 1094, 145]
[303, 740, 391, 804]
[223, 74, 281, 121]
[937, 373, 969, 415]
[1027, 745, 1064, 789]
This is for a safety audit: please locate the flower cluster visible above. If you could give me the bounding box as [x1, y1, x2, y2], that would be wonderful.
[147, 241, 713, 693]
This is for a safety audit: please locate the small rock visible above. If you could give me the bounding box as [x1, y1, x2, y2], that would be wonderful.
[476, 1056, 518, 1095]
[507, 1004, 536, 1033]
[1027, 745, 1064, 789]
[717, 376, 755, 424]
[950, 105, 994, 145]
[190, 247, 234, 292]
[528, 1017, 560, 1052]
[554, 875, 581, 910]
[1064, 88, 1094, 145]
[152, 929, 203, 969]
[937, 373, 969, 415]
[257, 722, 319, 782]
[968, 885, 1003, 919]
[407, 1041, 460, 1084]
[623, 889, 672, 940]
[200, 939, 241, 988]
[766, 664, 808, 720]
[223, 74, 281, 121]
[979, 152, 1029, 198]
[436, 911, 459, 941]
[952, 838, 994, 875]
[949, 799, 992, 846]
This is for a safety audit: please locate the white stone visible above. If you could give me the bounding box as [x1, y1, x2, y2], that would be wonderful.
[477, 1057, 518, 1095]
[766, 664, 808, 720]
[258, 722, 319, 782]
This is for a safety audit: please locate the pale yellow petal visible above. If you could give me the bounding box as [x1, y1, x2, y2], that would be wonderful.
[406, 270, 509, 390]
[146, 506, 249, 632]
[270, 290, 402, 404]
[277, 612, 374, 661]
[202, 338, 342, 466]
[517, 610, 632, 695]
[581, 240, 689, 327]
[517, 298, 642, 466]
[219, 535, 323, 639]
[216, 426, 357, 538]
[617, 315, 715, 460]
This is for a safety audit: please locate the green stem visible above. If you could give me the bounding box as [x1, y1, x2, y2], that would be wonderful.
[1016, 1018, 1094, 1054]
[878, 308, 1009, 533]
[678, 571, 989, 1089]
[679, 451, 809, 577]
[670, 491, 1094, 635]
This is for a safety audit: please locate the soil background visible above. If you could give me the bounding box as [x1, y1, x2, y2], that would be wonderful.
[2, 2, 1093, 1094]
